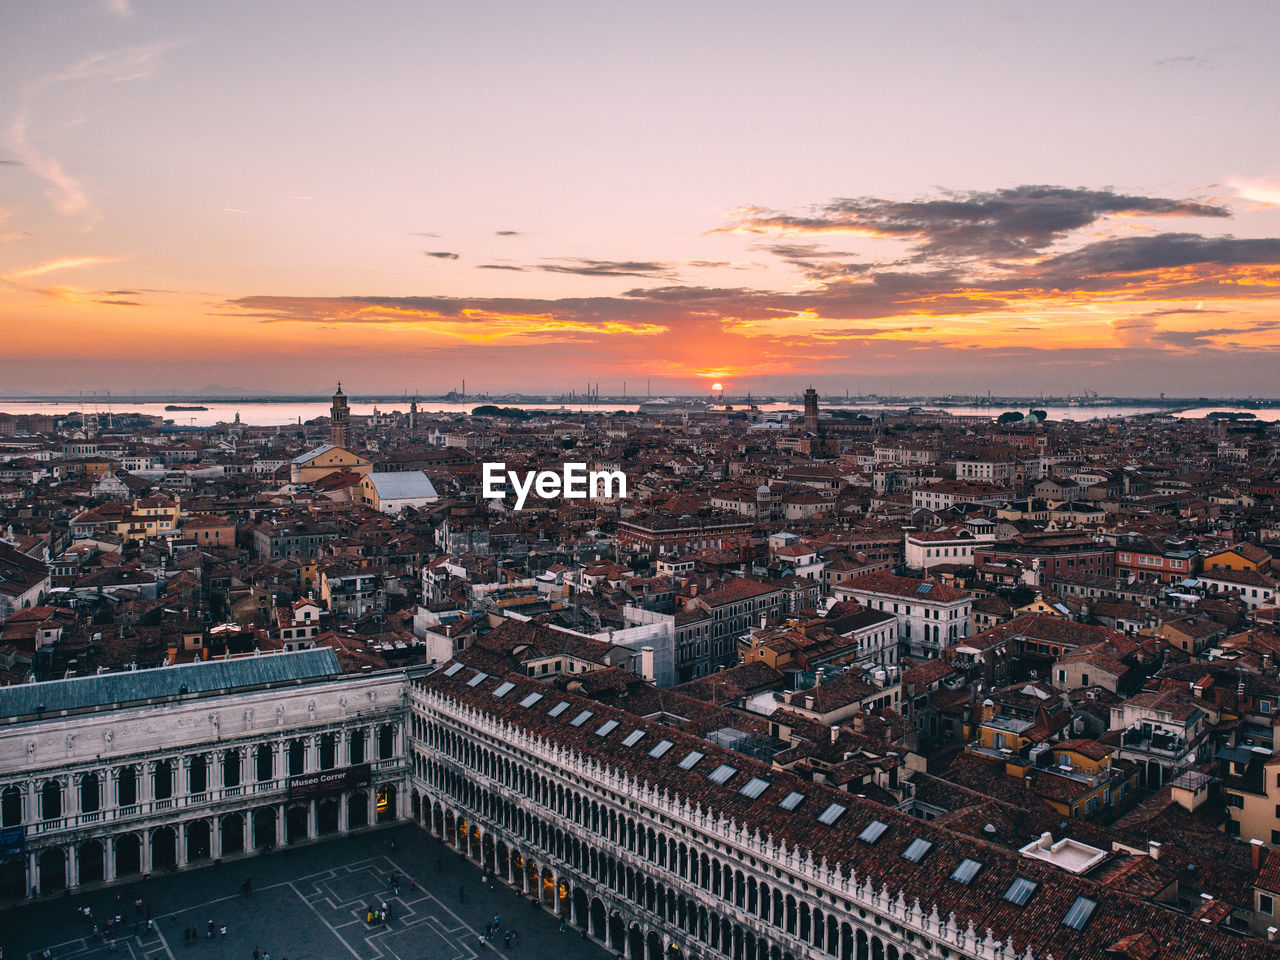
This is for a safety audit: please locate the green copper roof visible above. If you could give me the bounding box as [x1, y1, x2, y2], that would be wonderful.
[0, 648, 342, 719]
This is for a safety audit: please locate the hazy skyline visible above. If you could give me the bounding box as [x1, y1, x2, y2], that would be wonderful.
[4, 1, 1280, 396]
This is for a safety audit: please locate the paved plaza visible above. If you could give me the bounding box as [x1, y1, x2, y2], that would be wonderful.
[1, 825, 613, 960]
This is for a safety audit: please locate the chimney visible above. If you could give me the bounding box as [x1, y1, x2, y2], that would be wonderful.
[1252, 838, 1266, 872]
[640, 646, 655, 683]
[1148, 840, 1161, 861]
[830, 725, 839, 744]
[816, 667, 826, 686]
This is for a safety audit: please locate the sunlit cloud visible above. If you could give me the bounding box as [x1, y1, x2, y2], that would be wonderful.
[12, 43, 178, 220]
[1227, 176, 1280, 208]
[2, 255, 121, 283]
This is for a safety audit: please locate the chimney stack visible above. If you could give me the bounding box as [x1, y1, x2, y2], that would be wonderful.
[1252, 838, 1266, 872]
[1148, 840, 1162, 861]
[640, 646, 655, 683]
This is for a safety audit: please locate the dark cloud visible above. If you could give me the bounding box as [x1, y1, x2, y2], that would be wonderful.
[686, 260, 733, 268]
[1151, 327, 1254, 348]
[477, 264, 525, 271]
[408, 232, 441, 238]
[1019, 234, 1280, 291]
[425, 251, 459, 260]
[764, 244, 855, 260]
[495, 230, 520, 236]
[1153, 54, 1211, 69]
[730, 185, 1229, 260]
[0, 159, 23, 167]
[94, 299, 141, 306]
[535, 258, 675, 279]
[1141, 307, 1229, 318]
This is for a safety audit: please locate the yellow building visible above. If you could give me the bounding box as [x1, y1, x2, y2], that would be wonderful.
[1224, 750, 1280, 846]
[291, 444, 372, 484]
[1204, 543, 1273, 574]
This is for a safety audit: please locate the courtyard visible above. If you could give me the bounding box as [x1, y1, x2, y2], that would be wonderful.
[0, 824, 613, 960]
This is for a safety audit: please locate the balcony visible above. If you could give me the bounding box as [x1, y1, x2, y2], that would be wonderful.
[1121, 728, 1193, 759]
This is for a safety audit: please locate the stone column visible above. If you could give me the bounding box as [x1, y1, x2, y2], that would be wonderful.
[339, 792, 350, 834]
[211, 817, 223, 859]
[176, 823, 188, 867]
[306, 735, 319, 773]
[65, 775, 79, 821]
[27, 851, 37, 897]
[103, 836, 116, 883]
[140, 831, 153, 874]
[275, 803, 286, 847]
[140, 761, 154, 805]
[307, 799, 317, 839]
[214, 751, 225, 795]
[66, 844, 79, 889]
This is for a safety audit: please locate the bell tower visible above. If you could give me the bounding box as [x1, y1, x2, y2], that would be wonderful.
[330, 382, 349, 449]
[803, 386, 820, 434]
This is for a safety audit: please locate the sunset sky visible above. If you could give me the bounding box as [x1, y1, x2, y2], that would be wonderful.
[3, 1, 1280, 397]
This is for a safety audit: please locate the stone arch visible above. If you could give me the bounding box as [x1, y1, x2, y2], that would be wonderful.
[115, 832, 141, 877]
[38, 846, 66, 893]
[320, 732, 338, 769]
[79, 771, 101, 814]
[186, 818, 212, 862]
[77, 838, 104, 885]
[222, 748, 242, 788]
[285, 803, 309, 843]
[252, 806, 276, 848]
[189, 754, 209, 794]
[154, 759, 174, 800]
[221, 812, 246, 855]
[525, 855, 538, 894]
[152, 825, 177, 870]
[40, 780, 62, 821]
[610, 913, 625, 951]
[317, 797, 340, 834]
[255, 743, 273, 782]
[1, 784, 22, 827]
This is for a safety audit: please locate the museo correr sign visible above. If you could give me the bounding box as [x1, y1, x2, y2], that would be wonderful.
[288, 763, 372, 800]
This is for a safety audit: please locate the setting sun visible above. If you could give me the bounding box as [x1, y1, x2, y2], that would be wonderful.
[711, 382, 724, 391]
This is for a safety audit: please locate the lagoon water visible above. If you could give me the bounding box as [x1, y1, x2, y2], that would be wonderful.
[0, 399, 1275, 428]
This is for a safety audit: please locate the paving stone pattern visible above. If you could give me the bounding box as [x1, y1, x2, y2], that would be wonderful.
[0, 825, 612, 960]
